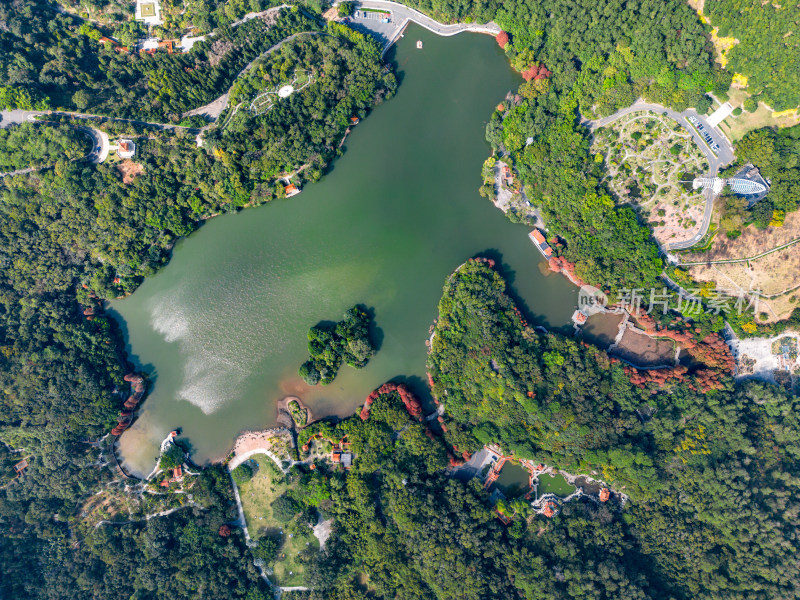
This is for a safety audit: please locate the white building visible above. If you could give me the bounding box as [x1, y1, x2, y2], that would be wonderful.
[135, 0, 163, 25]
[118, 139, 136, 159]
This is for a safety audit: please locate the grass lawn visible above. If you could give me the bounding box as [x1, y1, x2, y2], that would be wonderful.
[718, 89, 800, 142]
[238, 455, 320, 587]
[140, 3, 156, 17]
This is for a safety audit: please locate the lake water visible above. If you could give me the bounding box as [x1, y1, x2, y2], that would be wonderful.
[112, 25, 578, 476]
[582, 312, 624, 349]
[492, 461, 531, 498]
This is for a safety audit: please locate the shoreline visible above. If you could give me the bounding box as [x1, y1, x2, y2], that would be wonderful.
[350, 0, 500, 57]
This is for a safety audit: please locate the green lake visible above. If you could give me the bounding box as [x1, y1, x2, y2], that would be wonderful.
[112, 25, 578, 476]
[492, 462, 531, 497]
[536, 473, 577, 497]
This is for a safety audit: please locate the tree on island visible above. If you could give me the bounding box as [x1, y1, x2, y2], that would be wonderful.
[299, 305, 376, 385]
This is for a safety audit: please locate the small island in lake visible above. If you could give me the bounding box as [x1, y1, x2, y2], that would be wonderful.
[299, 305, 377, 385]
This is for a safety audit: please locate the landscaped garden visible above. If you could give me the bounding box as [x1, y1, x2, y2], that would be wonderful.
[592, 111, 708, 247]
[236, 456, 323, 587]
[229, 66, 314, 119]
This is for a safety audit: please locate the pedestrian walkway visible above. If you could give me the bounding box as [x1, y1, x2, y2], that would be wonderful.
[355, 0, 500, 56]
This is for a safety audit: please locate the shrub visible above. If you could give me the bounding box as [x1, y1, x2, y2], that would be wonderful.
[253, 536, 281, 564]
[271, 493, 300, 521]
[338, 1, 355, 17]
[232, 463, 254, 485]
[496, 31, 510, 48]
[695, 94, 713, 114]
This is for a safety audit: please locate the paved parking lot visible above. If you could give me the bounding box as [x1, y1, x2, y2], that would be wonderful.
[347, 10, 399, 46]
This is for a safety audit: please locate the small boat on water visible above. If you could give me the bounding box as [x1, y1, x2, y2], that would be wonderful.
[416, 40, 423, 49]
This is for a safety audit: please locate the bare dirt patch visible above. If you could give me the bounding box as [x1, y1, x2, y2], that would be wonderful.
[731, 332, 800, 392]
[691, 209, 800, 262]
[610, 329, 676, 367]
[689, 250, 800, 321]
[686, 210, 800, 321]
[687, 0, 704, 12]
[117, 160, 144, 184]
[232, 429, 294, 463]
[208, 39, 235, 66]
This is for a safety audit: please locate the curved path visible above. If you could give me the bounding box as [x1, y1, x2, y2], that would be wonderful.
[0, 116, 109, 177]
[184, 31, 324, 122]
[75, 123, 109, 164]
[228, 448, 290, 472]
[94, 503, 199, 528]
[355, 0, 500, 54]
[229, 3, 290, 27]
[582, 100, 736, 251]
[3, 109, 198, 133]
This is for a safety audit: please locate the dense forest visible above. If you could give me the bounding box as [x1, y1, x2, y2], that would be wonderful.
[0, 0, 319, 121]
[208, 25, 397, 191]
[299, 305, 377, 385]
[479, 0, 729, 290]
[0, 122, 90, 171]
[2, 0, 800, 598]
[423, 260, 800, 599]
[53, 0, 286, 37]
[0, 21, 394, 599]
[1, 458, 272, 599]
[704, 0, 800, 111]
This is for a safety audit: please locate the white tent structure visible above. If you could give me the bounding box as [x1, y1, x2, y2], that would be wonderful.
[692, 176, 767, 196]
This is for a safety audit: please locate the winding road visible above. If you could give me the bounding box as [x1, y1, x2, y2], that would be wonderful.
[0, 111, 109, 176]
[582, 100, 736, 251]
